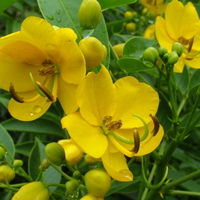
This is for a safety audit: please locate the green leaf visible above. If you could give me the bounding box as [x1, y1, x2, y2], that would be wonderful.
[123, 37, 159, 59]
[118, 57, 156, 73]
[1, 118, 65, 137]
[0, 124, 15, 157]
[15, 141, 34, 156]
[98, 0, 137, 10]
[28, 138, 61, 191]
[176, 66, 189, 94]
[0, 0, 18, 13]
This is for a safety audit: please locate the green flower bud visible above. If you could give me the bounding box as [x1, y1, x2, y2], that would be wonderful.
[125, 22, 136, 32]
[0, 146, 6, 161]
[13, 159, 23, 168]
[12, 182, 50, 200]
[78, 0, 102, 30]
[168, 51, 179, 65]
[124, 11, 133, 18]
[79, 37, 107, 70]
[65, 179, 79, 195]
[84, 154, 98, 165]
[158, 46, 168, 57]
[172, 42, 183, 57]
[73, 170, 82, 179]
[143, 47, 159, 63]
[0, 165, 15, 183]
[39, 159, 50, 171]
[84, 168, 111, 197]
[45, 142, 65, 165]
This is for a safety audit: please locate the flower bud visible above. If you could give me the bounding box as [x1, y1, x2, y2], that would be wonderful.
[65, 179, 79, 195]
[80, 193, 104, 200]
[78, 0, 102, 30]
[0, 146, 6, 161]
[73, 170, 82, 179]
[12, 182, 50, 200]
[84, 154, 98, 165]
[167, 51, 179, 65]
[113, 43, 125, 58]
[143, 47, 159, 63]
[45, 142, 65, 165]
[58, 139, 83, 165]
[39, 159, 50, 171]
[158, 46, 168, 57]
[0, 165, 15, 183]
[13, 159, 23, 168]
[125, 22, 136, 32]
[79, 37, 107, 70]
[172, 42, 183, 57]
[84, 168, 111, 197]
[124, 11, 133, 18]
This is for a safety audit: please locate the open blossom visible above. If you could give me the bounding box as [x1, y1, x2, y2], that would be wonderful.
[155, 0, 200, 72]
[0, 16, 86, 121]
[61, 66, 164, 181]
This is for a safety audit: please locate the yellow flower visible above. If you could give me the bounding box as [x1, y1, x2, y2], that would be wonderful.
[61, 66, 164, 181]
[155, 0, 200, 72]
[0, 16, 86, 121]
[140, 0, 167, 15]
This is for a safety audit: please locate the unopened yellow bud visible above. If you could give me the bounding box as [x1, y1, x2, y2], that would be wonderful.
[0, 146, 6, 161]
[126, 22, 136, 32]
[58, 139, 83, 165]
[80, 193, 104, 200]
[113, 43, 125, 58]
[124, 11, 133, 18]
[78, 0, 102, 30]
[79, 37, 107, 70]
[0, 165, 15, 183]
[84, 168, 111, 197]
[12, 182, 50, 200]
[45, 142, 65, 165]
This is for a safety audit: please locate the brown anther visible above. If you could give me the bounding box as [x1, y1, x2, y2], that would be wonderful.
[38, 66, 55, 76]
[36, 81, 54, 102]
[150, 114, 160, 136]
[178, 36, 189, 46]
[103, 116, 112, 126]
[132, 128, 140, 153]
[42, 59, 54, 67]
[187, 37, 194, 53]
[9, 83, 24, 103]
[106, 120, 123, 131]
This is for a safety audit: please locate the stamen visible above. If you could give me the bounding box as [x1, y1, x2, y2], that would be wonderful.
[187, 37, 194, 53]
[106, 120, 123, 131]
[149, 114, 160, 136]
[9, 83, 24, 103]
[42, 59, 54, 67]
[103, 116, 113, 126]
[132, 128, 140, 153]
[36, 81, 54, 102]
[38, 66, 55, 76]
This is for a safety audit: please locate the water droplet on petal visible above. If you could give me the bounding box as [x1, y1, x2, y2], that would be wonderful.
[33, 106, 42, 114]
[119, 169, 133, 181]
[46, 14, 54, 20]
[30, 112, 34, 116]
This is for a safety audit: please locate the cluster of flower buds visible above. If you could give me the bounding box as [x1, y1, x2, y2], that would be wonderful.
[78, 0, 102, 30]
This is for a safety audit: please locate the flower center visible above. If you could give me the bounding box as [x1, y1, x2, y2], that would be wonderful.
[102, 116, 123, 132]
[38, 59, 58, 76]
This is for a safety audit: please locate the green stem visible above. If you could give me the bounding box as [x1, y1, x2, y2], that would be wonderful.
[162, 169, 200, 193]
[167, 190, 200, 197]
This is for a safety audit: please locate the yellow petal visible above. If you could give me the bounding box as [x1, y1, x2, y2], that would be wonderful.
[101, 149, 133, 182]
[0, 53, 45, 92]
[174, 56, 185, 73]
[155, 16, 175, 51]
[20, 16, 60, 60]
[61, 112, 108, 158]
[57, 77, 78, 114]
[113, 76, 159, 128]
[8, 90, 52, 121]
[135, 121, 164, 156]
[185, 56, 200, 70]
[165, 0, 200, 40]
[55, 28, 86, 84]
[77, 65, 117, 126]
